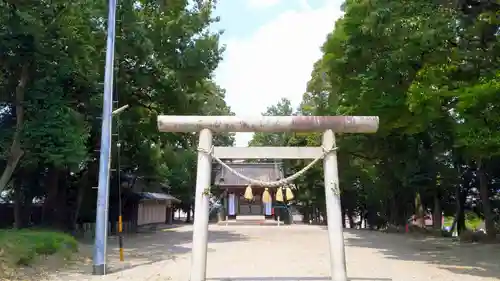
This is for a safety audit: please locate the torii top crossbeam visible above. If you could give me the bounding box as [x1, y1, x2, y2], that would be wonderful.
[157, 115, 379, 133]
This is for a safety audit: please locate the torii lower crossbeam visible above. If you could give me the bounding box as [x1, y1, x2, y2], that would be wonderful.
[157, 115, 379, 281]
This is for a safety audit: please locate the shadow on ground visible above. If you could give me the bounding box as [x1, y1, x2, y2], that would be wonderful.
[207, 277, 391, 280]
[344, 229, 500, 279]
[71, 224, 248, 275]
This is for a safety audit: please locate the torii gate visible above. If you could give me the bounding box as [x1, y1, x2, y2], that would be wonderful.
[157, 115, 379, 281]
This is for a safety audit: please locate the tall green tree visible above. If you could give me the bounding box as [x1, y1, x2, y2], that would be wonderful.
[253, 0, 499, 235]
[0, 0, 234, 229]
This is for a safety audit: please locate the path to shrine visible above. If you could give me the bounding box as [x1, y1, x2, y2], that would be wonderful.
[49, 224, 500, 281]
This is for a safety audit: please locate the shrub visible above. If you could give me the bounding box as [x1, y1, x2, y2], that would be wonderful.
[0, 228, 78, 266]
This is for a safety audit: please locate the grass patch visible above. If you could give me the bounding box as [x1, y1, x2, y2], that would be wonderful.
[0, 228, 78, 268]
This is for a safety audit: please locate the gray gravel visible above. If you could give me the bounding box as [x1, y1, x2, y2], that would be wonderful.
[48, 224, 500, 281]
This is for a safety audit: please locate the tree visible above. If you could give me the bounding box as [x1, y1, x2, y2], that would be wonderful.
[0, 0, 234, 229]
[249, 97, 294, 147]
[252, 0, 500, 236]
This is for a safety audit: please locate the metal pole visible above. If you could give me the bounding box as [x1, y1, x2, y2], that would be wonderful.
[117, 126, 124, 262]
[322, 130, 347, 281]
[112, 104, 129, 115]
[93, 0, 117, 275]
[190, 129, 213, 281]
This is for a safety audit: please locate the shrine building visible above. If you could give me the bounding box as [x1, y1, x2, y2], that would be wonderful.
[214, 162, 284, 219]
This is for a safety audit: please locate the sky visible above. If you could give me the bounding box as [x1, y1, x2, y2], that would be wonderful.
[212, 0, 344, 147]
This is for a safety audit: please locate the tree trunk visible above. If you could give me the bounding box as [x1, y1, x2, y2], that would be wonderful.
[13, 175, 23, 229]
[456, 166, 471, 234]
[422, 132, 439, 229]
[389, 196, 399, 225]
[451, 183, 466, 235]
[320, 206, 327, 225]
[55, 170, 69, 230]
[42, 167, 60, 226]
[185, 206, 192, 223]
[477, 159, 496, 239]
[72, 176, 87, 229]
[341, 209, 346, 228]
[0, 64, 29, 191]
[347, 209, 355, 229]
[301, 206, 310, 223]
[71, 162, 98, 229]
[23, 189, 34, 226]
[415, 192, 425, 228]
[432, 191, 442, 229]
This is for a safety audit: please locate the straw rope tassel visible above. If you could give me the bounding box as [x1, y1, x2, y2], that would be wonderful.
[285, 186, 294, 200]
[275, 188, 284, 202]
[262, 188, 271, 203]
[244, 185, 254, 200]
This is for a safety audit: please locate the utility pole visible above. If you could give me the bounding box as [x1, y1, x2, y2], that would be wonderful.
[92, 0, 118, 275]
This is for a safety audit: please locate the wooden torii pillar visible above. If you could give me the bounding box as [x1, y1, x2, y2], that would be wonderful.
[157, 115, 379, 281]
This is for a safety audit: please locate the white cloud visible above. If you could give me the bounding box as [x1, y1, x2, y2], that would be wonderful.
[216, 0, 343, 146]
[246, 0, 282, 9]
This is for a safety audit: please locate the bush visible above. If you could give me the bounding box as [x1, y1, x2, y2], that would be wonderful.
[464, 212, 483, 230]
[0, 228, 78, 266]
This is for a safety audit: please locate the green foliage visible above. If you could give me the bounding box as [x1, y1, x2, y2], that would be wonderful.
[463, 212, 484, 230]
[250, 98, 294, 147]
[22, 99, 90, 169]
[0, 229, 78, 266]
[0, 0, 233, 228]
[251, 0, 500, 231]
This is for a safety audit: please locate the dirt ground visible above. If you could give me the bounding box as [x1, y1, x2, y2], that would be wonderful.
[27, 224, 500, 281]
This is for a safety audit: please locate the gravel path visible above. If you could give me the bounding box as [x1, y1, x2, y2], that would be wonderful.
[48, 224, 500, 281]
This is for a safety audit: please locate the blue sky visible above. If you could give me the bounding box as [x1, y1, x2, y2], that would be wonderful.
[211, 0, 343, 146]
